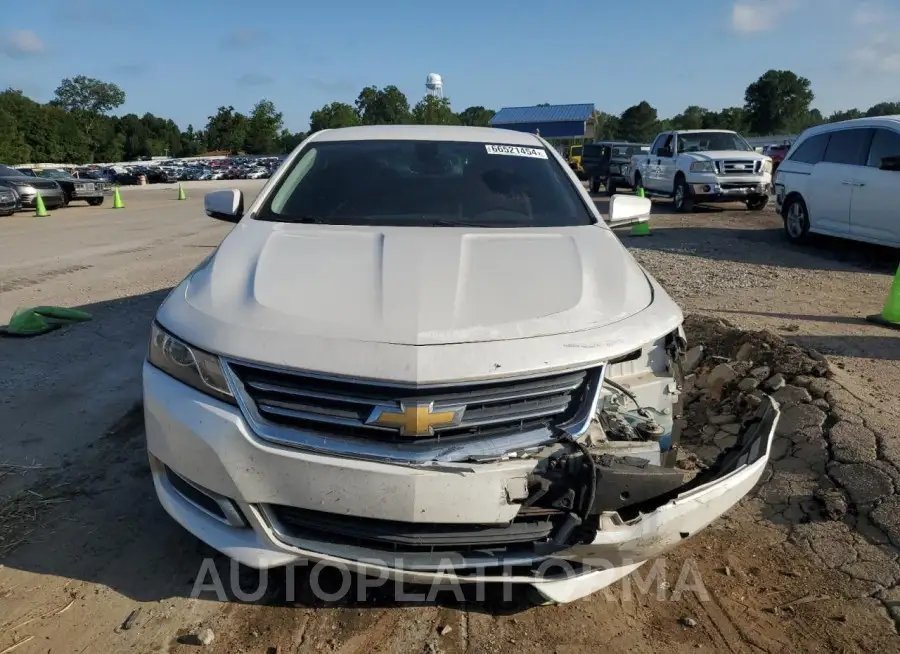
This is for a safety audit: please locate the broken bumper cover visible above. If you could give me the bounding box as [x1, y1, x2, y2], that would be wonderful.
[144, 363, 780, 604]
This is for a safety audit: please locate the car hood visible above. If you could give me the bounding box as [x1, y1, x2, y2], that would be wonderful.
[684, 150, 764, 161]
[167, 221, 654, 347]
[0, 176, 60, 188]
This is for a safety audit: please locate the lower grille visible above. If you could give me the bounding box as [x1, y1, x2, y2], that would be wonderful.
[267, 504, 564, 553]
[229, 363, 601, 443]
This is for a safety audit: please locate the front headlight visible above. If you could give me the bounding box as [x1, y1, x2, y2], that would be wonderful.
[148, 322, 235, 404]
[690, 161, 716, 173]
[762, 159, 773, 174]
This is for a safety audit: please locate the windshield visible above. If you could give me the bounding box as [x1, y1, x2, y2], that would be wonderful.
[677, 131, 753, 153]
[569, 145, 582, 156]
[37, 169, 71, 179]
[0, 165, 26, 177]
[611, 145, 644, 158]
[259, 139, 594, 228]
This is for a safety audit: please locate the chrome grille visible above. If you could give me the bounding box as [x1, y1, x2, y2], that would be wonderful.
[718, 159, 760, 175]
[229, 363, 601, 442]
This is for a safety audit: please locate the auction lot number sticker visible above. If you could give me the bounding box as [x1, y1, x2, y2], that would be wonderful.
[485, 144, 548, 159]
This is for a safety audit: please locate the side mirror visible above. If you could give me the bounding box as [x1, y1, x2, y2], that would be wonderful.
[606, 193, 651, 228]
[205, 189, 244, 222]
[880, 156, 900, 172]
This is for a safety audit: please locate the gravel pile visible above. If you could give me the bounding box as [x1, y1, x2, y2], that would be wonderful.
[679, 314, 900, 623]
[678, 313, 829, 468]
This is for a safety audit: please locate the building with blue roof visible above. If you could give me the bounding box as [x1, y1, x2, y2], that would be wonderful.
[488, 103, 595, 140]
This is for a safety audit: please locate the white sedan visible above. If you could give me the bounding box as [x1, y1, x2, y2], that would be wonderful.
[143, 125, 780, 604]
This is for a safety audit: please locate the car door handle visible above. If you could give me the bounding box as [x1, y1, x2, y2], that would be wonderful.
[842, 180, 865, 187]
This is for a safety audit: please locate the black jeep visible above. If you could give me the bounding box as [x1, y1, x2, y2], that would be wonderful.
[582, 141, 649, 195]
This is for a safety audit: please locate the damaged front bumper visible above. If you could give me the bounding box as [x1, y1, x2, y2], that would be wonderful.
[144, 360, 780, 604]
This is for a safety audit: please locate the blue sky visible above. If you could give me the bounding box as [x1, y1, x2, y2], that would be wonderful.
[2, 0, 899, 132]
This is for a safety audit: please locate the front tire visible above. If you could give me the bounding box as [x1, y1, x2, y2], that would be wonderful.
[783, 195, 811, 244]
[589, 176, 600, 194]
[606, 178, 617, 196]
[673, 176, 694, 212]
[87, 197, 104, 206]
[746, 196, 769, 211]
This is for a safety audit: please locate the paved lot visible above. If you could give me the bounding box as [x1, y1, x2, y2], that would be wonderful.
[1, 183, 899, 653]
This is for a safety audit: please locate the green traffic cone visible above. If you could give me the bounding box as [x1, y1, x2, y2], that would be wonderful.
[628, 186, 651, 236]
[0, 305, 93, 337]
[630, 220, 651, 237]
[177, 184, 186, 200]
[866, 264, 900, 330]
[112, 186, 124, 209]
[32, 306, 93, 322]
[0, 308, 57, 337]
[34, 192, 48, 217]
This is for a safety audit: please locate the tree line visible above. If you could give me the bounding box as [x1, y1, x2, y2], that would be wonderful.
[1, 69, 897, 165]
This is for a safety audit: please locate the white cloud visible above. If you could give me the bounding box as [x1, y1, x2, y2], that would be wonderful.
[852, 3, 887, 25]
[2, 29, 45, 58]
[731, 0, 800, 33]
[849, 43, 900, 74]
[843, 4, 900, 74]
[731, 4, 772, 32]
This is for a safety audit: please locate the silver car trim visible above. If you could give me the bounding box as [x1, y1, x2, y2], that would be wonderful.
[221, 360, 605, 464]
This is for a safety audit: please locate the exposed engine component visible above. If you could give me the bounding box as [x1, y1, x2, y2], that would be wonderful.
[523, 334, 695, 543]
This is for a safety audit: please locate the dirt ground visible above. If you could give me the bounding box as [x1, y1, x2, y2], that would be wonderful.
[1, 184, 899, 653]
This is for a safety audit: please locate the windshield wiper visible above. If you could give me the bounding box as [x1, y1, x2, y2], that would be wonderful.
[431, 220, 514, 227]
[288, 215, 329, 224]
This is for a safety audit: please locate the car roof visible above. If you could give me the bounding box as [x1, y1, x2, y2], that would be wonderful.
[307, 124, 546, 147]
[670, 129, 738, 134]
[800, 115, 900, 138]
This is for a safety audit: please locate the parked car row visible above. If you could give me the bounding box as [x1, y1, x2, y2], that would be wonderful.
[73, 155, 284, 186]
[0, 164, 110, 215]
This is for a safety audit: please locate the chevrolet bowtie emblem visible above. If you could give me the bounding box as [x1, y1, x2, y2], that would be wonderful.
[366, 402, 465, 437]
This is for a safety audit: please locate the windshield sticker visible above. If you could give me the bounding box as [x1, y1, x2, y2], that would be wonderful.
[485, 144, 548, 159]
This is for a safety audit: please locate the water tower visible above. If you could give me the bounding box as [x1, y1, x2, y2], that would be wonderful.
[425, 73, 443, 99]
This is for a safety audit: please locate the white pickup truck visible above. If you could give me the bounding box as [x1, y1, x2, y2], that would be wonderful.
[629, 129, 773, 212]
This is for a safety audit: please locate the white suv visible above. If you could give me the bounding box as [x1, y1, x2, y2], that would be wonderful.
[774, 116, 900, 247]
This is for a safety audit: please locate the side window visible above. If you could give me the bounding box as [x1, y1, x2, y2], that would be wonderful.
[788, 133, 829, 164]
[822, 129, 871, 166]
[649, 134, 665, 155]
[657, 135, 674, 157]
[866, 128, 900, 168]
